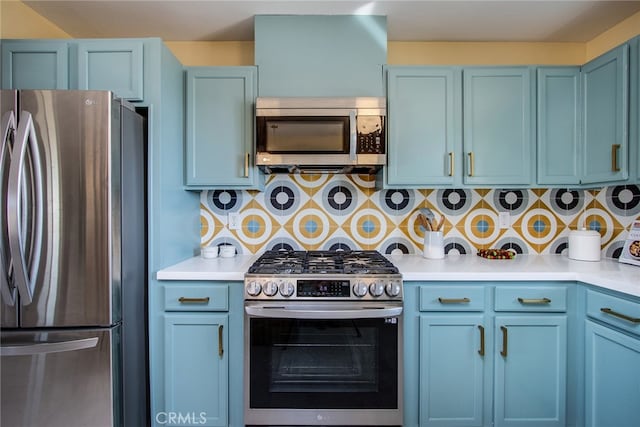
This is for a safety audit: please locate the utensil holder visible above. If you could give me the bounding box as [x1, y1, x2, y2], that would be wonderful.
[423, 231, 445, 259]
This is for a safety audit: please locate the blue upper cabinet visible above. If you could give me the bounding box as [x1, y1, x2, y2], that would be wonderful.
[537, 67, 581, 185]
[185, 67, 263, 189]
[631, 36, 640, 184]
[75, 40, 144, 101]
[581, 44, 629, 184]
[1, 40, 69, 89]
[385, 66, 462, 187]
[463, 67, 535, 186]
[254, 15, 386, 97]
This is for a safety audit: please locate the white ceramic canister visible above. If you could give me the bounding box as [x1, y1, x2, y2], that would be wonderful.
[568, 229, 601, 261]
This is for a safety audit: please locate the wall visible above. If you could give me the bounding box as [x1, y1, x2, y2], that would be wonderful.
[0, 0, 70, 38]
[201, 174, 640, 259]
[586, 9, 640, 61]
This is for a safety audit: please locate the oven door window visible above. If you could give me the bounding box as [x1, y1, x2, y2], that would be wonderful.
[249, 317, 398, 409]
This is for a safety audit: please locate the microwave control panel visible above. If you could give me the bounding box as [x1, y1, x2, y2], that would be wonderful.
[356, 116, 385, 154]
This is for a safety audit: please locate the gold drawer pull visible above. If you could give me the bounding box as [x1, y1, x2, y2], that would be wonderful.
[244, 152, 250, 177]
[517, 297, 551, 305]
[467, 152, 475, 177]
[218, 325, 224, 358]
[448, 152, 455, 176]
[500, 326, 508, 358]
[178, 297, 210, 304]
[611, 144, 621, 172]
[438, 297, 471, 304]
[601, 308, 640, 324]
[478, 325, 485, 357]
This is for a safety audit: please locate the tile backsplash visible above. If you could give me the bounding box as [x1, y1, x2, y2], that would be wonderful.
[200, 174, 640, 258]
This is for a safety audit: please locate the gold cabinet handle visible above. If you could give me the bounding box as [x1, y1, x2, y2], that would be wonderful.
[467, 152, 474, 176]
[438, 297, 471, 304]
[218, 325, 224, 358]
[601, 307, 640, 324]
[500, 326, 508, 357]
[244, 152, 250, 177]
[178, 297, 210, 304]
[611, 144, 621, 172]
[448, 152, 455, 177]
[517, 297, 551, 305]
[478, 325, 485, 357]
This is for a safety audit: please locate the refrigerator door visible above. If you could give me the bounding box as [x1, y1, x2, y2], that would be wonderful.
[0, 326, 121, 427]
[17, 90, 119, 328]
[1, 90, 18, 328]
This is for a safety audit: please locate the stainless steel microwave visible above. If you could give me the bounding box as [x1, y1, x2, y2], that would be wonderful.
[255, 97, 386, 173]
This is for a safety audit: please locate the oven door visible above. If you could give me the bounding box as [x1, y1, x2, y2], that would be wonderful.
[244, 301, 403, 426]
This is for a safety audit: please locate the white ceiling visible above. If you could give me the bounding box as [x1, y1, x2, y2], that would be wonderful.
[20, 0, 640, 42]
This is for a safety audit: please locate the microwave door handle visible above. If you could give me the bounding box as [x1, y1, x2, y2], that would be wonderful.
[349, 110, 357, 161]
[0, 112, 16, 306]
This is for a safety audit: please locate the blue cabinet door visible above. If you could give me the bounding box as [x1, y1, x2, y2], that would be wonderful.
[463, 68, 534, 186]
[537, 67, 581, 185]
[631, 37, 640, 184]
[494, 316, 567, 427]
[75, 40, 144, 100]
[185, 67, 262, 189]
[585, 320, 640, 427]
[385, 67, 461, 187]
[581, 44, 629, 184]
[163, 313, 228, 427]
[420, 315, 486, 426]
[1, 40, 68, 89]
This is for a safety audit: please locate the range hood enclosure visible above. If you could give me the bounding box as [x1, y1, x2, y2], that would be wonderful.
[254, 15, 387, 97]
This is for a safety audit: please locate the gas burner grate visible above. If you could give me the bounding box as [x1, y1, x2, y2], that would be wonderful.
[247, 250, 399, 275]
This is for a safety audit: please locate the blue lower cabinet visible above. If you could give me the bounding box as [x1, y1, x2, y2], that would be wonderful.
[419, 315, 486, 426]
[585, 320, 640, 427]
[163, 313, 228, 427]
[494, 316, 567, 427]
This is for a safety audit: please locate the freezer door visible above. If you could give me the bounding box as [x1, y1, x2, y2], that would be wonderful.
[0, 89, 18, 328]
[0, 327, 121, 427]
[17, 90, 120, 328]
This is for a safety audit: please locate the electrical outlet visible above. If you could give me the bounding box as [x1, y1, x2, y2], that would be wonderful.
[499, 212, 510, 229]
[228, 213, 240, 230]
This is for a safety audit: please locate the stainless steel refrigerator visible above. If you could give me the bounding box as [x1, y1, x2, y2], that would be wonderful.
[1, 90, 148, 427]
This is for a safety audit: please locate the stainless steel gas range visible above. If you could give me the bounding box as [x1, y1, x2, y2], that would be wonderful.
[243, 250, 403, 426]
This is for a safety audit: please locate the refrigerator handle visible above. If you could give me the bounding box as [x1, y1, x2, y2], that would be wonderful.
[1, 337, 99, 357]
[7, 111, 44, 306]
[0, 111, 17, 306]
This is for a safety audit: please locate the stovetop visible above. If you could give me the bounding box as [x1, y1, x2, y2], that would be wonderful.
[244, 250, 403, 301]
[247, 250, 400, 275]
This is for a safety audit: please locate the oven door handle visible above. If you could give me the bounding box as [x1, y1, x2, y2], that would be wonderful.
[245, 305, 402, 319]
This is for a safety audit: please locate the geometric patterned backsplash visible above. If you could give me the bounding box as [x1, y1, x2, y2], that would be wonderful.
[200, 174, 640, 259]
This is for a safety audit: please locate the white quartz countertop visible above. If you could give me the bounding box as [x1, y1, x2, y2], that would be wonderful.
[156, 254, 640, 297]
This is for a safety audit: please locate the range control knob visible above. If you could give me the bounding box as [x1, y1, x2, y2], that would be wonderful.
[385, 281, 402, 297]
[246, 281, 262, 297]
[279, 281, 295, 297]
[353, 281, 369, 298]
[369, 281, 385, 297]
[263, 281, 278, 297]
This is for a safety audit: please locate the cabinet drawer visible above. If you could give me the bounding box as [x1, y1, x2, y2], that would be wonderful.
[164, 285, 228, 312]
[420, 286, 485, 311]
[587, 290, 640, 336]
[494, 286, 567, 312]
